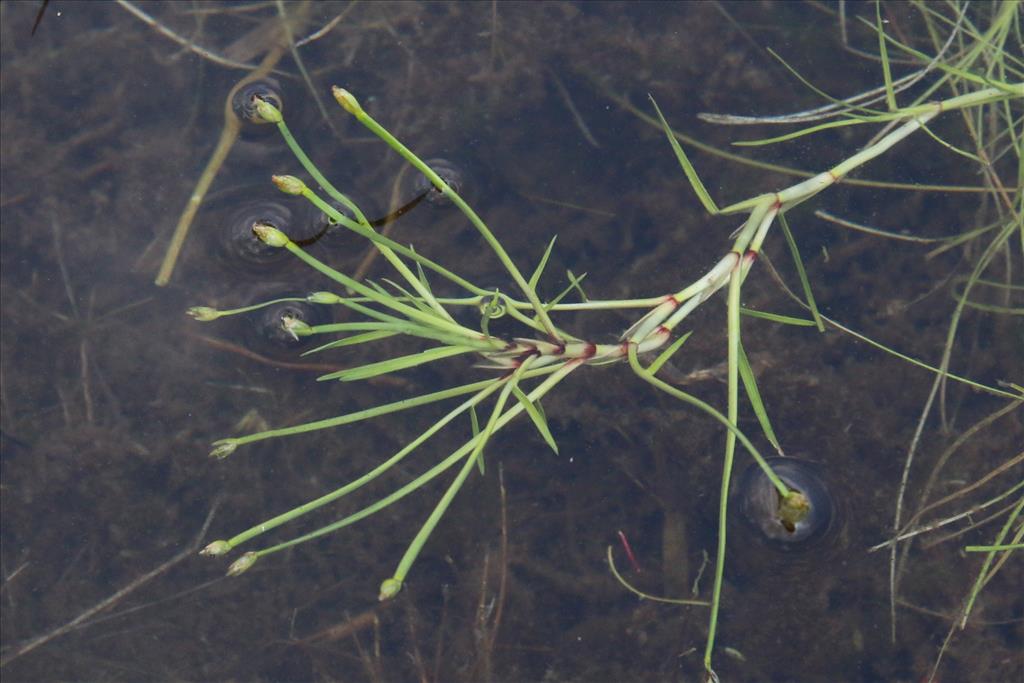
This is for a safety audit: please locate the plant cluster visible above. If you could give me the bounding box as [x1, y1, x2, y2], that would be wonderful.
[191, 3, 1022, 677]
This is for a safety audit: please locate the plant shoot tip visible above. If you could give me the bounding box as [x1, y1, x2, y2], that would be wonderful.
[307, 291, 341, 304]
[200, 540, 232, 557]
[252, 222, 289, 247]
[282, 315, 312, 340]
[378, 577, 402, 601]
[187, 306, 220, 321]
[210, 440, 238, 459]
[332, 86, 363, 115]
[272, 174, 306, 195]
[226, 551, 258, 576]
[253, 96, 283, 124]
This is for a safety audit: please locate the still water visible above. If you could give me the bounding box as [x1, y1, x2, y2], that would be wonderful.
[1, 2, 1020, 681]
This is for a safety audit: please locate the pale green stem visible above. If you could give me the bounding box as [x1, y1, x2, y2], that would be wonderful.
[281, 237, 483, 341]
[703, 263, 744, 675]
[223, 378, 508, 549]
[216, 366, 561, 450]
[390, 357, 535, 588]
[341, 98, 561, 340]
[273, 117, 369, 225]
[626, 346, 786, 494]
[252, 358, 581, 565]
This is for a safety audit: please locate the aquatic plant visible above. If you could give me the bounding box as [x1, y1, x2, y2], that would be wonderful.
[191, 4, 1022, 678]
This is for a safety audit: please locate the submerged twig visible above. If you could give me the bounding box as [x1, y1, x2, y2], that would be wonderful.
[116, 0, 265, 70]
[0, 500, 221, 668]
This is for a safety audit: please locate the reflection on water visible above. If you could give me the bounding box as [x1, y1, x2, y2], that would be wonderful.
[1, 2, 1020, 682]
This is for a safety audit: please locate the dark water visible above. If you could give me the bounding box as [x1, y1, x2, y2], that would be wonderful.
[2, 2, 1020, 682]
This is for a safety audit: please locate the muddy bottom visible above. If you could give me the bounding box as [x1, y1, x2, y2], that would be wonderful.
[1, 2, 1020, 682]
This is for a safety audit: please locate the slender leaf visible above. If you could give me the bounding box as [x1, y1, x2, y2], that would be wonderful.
[779, 215, 825, 331]
[649, 95, 719, 214]
[529, 236, 559, 289]
[566, 269, 589, 301]
[512, 385, 559, 454]
[738, 343, 780, 453]
[318, 346, 475, 382]
[739, 307, 817, 326]
[876, 1, 898, 111]
[303, 329, 398, 354]
[647, 330, 693, 376]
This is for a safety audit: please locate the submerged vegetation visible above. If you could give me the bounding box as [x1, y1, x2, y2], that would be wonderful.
[187, 3, 1022, 679]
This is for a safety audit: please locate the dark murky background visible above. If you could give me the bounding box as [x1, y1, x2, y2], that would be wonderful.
[1, 2, 1020, 681]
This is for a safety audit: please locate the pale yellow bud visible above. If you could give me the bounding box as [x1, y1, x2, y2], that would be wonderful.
[332, 86, 363, 116]
[272, 175, 306, 195]
[252, 222, 289, 247]
[187, 306, 221, 322]
[200, 540, 232, 557]
[226, 552, 258, 577]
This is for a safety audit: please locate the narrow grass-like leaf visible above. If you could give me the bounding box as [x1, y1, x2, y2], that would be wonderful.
[739, 307, 817, 326]
[566, 269, 589, 301]
[649, 95, 719, 214]
[303, 330, 398, 354]
[765, 259, 1020, 399]
[958, 496, 1024, 626]
[627, 344, 781, 490]
[545, 271, 590, 310]
[302, 321, 400, 335]
[764, 47, 886, 119]
[738, 342, 781, 453]
[318, 345, 475, 382]
[733, 116, 867, 147]
[647, 330, 693, 376]
[779, 215, 825, 331]
[512, 385, 558, 454]
[529, 236, 558, 289]
[965, 543, 1024, 552]
[876, 1, 898, 112]
[470, 404, 484, 475]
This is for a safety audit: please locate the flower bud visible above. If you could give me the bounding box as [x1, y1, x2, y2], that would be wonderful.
[253, 96, 283, 124]
[332, 86, 363, 116]
[200, 540, 232, 557]
[272, 174, 306, 195]
[307, 291, 342, 305]
[281, 315, 312, 340]
[378, 577, 402, 601]
[226, 551, 258, 577]
[209, 440, 238, 459]
[187, 306, 221, 322]
[252, 222, 289, 247]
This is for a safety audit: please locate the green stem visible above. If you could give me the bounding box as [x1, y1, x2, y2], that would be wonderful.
[703, 266, 743, 676]
[338, 91, 561, 341]
[214, 366, 562, 451]
[224, 378, 508, 549]
[281, 238, 481, 341]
